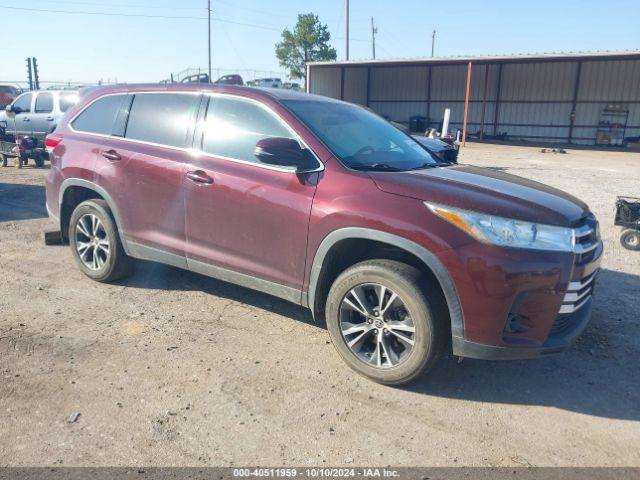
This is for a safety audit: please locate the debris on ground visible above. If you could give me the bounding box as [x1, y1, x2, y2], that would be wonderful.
[67, 412, 81, 423]
[540, 148, 567, 154]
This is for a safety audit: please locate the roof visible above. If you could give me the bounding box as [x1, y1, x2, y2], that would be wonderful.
[79, 83, 328, 102]
[307, 50, 640, 67]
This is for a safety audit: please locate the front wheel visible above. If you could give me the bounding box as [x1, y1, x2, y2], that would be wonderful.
[620, 229, 640, 251]
[69, 199, 135, 282]
[325, 260, 448, 386]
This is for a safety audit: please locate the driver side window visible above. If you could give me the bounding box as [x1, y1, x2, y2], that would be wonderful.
[13, 93, 32, 113]
[201, 95, 294, 165]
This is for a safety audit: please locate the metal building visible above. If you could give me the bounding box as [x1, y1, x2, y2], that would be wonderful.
[306, 51, 640, 146]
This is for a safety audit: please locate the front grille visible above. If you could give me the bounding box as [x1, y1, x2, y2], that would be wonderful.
[573, 217, 599, 264]
[558, 271, 596, 314]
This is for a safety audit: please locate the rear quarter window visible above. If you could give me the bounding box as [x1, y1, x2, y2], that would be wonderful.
[71, 94, 125, 135]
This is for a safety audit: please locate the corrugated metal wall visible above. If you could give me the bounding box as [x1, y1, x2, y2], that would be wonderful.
[308, 58, 640, 145]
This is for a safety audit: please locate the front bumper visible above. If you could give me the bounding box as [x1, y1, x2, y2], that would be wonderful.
[452, 297, 594, 360]
[441, 230, 602, 360]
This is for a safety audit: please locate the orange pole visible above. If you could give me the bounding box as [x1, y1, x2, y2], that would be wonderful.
[462, 61, 472, 147]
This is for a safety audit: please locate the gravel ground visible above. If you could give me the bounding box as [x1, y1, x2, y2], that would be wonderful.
[0, 143, 639, 467]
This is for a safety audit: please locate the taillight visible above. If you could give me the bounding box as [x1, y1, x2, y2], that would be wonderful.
[45, 133, 63, 152]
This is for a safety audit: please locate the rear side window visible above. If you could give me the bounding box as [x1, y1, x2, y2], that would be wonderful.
[71, 95, 125, 135]
[125, 93, 200, 148]
[59, 93, 79, 112]
[35, 93, 53, 113]
[201, 96, 293, 164]
[13, 93, 32, 113]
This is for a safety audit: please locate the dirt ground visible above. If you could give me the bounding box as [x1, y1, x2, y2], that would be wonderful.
[1, 143, 639, 467]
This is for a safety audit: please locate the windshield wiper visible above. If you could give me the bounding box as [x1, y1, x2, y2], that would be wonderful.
[407, 162, 448, 170]
[352, 163, 405, 172]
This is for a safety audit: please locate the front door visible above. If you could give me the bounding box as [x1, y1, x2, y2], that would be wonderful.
[184, 94, 319, 293]
[7, 92, 33, 137]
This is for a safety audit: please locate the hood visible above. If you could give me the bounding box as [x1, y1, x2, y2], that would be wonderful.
[369, 165, 589, 227]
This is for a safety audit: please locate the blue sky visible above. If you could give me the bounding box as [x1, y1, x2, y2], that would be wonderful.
[1, 0, 639, 84]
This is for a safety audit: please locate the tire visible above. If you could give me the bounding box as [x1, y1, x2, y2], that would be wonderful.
[1, 154, 7, 167]
[69, 199, 135, 282]
[325, 259, 448, 386]
[34, 152, 45, 168]
[620, 229, 640, 251]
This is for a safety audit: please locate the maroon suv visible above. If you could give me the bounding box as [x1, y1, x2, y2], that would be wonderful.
[44, 84, 602, 385]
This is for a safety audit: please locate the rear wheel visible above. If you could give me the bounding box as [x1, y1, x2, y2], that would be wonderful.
[34, 152, 45, 168]
[620, 229, 640, 251]
[69, 199, 135, 282]
[325, 260, 447, 386]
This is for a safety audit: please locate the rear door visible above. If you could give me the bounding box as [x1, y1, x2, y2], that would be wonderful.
[31, 92, 55, 143]
[67, 93, 126, 186]
[184, 94, 319, 293]
[97, 91, 201, 259]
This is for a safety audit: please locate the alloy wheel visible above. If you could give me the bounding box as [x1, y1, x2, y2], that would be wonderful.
[626, 234, 639, 247]
[338, 283, 415, 368]
[75, 213, 110, 270]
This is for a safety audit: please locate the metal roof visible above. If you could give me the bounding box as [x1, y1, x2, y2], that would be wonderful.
[307, 50, 640, 67]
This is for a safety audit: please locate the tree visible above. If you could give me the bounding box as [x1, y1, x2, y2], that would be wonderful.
[275, 13, 337, 84]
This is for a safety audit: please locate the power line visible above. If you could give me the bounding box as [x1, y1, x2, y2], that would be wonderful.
[27, 0, 206, 10]
[211, 17, 281, 31]
[0, 3, 371, 40]
[0, 4, 206, 20]
[213, 0, 299, 20]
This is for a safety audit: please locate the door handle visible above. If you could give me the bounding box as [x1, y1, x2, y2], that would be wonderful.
[22, 117, 30, 122]
[46, 116, 54, 121]
[186, 170, 214, 185]
[101, 149, 121, 161]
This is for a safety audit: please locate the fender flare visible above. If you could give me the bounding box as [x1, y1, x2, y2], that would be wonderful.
[306, 227, 464, 339]
[58, 178, 131, 255]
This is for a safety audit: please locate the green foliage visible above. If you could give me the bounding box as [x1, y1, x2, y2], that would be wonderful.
[275, 13, 337, 81]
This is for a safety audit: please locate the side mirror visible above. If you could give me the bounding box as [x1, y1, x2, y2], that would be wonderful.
[254, 137, 318, 172]
[5, 104, 20, 116]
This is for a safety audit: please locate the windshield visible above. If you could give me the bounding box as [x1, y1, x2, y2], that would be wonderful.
[282, 99, 438, 171]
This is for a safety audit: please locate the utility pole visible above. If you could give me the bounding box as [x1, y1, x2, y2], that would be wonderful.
[431, 29, 436, 57]
[26, 58, 33, 91]
[370, 17, 377, 59]
[32, 57, 40, 90]
[345, 0, 349, 60]
[207, 0, 212, 83]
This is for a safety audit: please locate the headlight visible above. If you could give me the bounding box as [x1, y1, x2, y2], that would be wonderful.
[426, 202, 574, 252]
